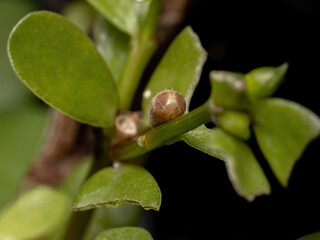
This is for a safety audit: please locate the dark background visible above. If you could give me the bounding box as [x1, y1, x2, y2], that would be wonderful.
[144, 0, 320, 240]
[37, 0, 320, 239]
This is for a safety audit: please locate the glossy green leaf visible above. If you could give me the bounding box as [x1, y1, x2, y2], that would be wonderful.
[8, 11, 118, 127]
[73, 164, 161, 211]
[84, 205, 141, 240]
[209, 71, 249, 109]
[183, 126, 270, 201]
[0, 105, 48, 210]
[216, 110, 251, 140]
[95, 227, 153, 240]
[0, 0, 36, 111]
[251, 98, 320, 186]
[245, 63, 288, 99]
[142, 26, 207, 124]
[87, 0, 151, 36]
[298, 231, 320, 240]
[0, 186, 70, 240]
[93, 16, 130, 81]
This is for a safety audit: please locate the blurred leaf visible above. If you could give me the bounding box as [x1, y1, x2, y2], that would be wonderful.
[216, 110, 251, 140]
[87, 0, 151, 36]
[95, 227, 153, 240]
[298, 231, 320, 240]
[209, 71, 249, 109]
[8, 11, 118, 127]
[59, 157, 93, 198]
[83, 205, 141, 240]
[183, 126, 270, 201]
[245, 63, 288, 99]
[0, 186, 70, 240]
[93, 16, 130, 81]
[132, 0, 154, 2]
[0, 0, 36, 111]
[0, 105, 47, 210]
[142, 26, 207, 124]
[73, 164, 161, 211]
[61, 1, 96, 33]
[251, 98, 320, 186]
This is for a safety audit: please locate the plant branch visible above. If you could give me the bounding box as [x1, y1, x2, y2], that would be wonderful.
[112, 102, 213, 160]
[117, 38, 157, 110]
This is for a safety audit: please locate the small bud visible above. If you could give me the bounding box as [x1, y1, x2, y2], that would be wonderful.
[114, 111, 141, 144]
[149, 90, 186, 127]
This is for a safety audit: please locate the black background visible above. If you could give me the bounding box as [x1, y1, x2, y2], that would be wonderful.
[42, 0, 320, 239]
[144, 0, 320, 240]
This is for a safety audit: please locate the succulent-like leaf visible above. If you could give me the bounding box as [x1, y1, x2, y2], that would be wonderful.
[142, 26, 207, 124]
[245, 63, 288, 99]
[87, 0, 151, 36]
[298, 231, 320, 240]
[93, 16, 130, 82]
[95, 227, 153, 240]
[0, 186, 70, 240]
[209, 71, 249, 109]
[251, 98, 320, 186]
[73, 164, 161, 211]
[7, 11, 118, 127]
[183, 126, 270, 201]
[216, 110, 251, 140]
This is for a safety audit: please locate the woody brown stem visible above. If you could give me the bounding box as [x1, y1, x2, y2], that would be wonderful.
[23, 110, 95, 190]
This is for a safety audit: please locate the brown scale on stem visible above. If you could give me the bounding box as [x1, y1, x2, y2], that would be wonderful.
[149, 90, 186, 127]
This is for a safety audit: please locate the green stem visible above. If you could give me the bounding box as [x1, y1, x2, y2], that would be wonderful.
[113, 102, 213, 160]
[62, 131, 112, 240]
[117, 38, 157, 110]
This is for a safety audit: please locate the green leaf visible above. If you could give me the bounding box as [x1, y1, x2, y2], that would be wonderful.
[93, 16, 130, 82]
[0, 105, 48, 210]
[95, 227, 153, 240]
[132, 0, 154, 2]
[0, 186, 70, 240]
[83, 205, 141, 240]
[298, 231, 320, 240]
[8, 11, 118, 127]
[87, 0, 151, 36]
[216, 110, 251, 140]
[73, 164, 161, 211]
[183, 126, 270, 201]
[209, 71, 249, 109]
[59, 157, 93, 198]
[251, 98, 320, 186]
[142, 26, 207, 124]
[245, 63, 288, 99]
